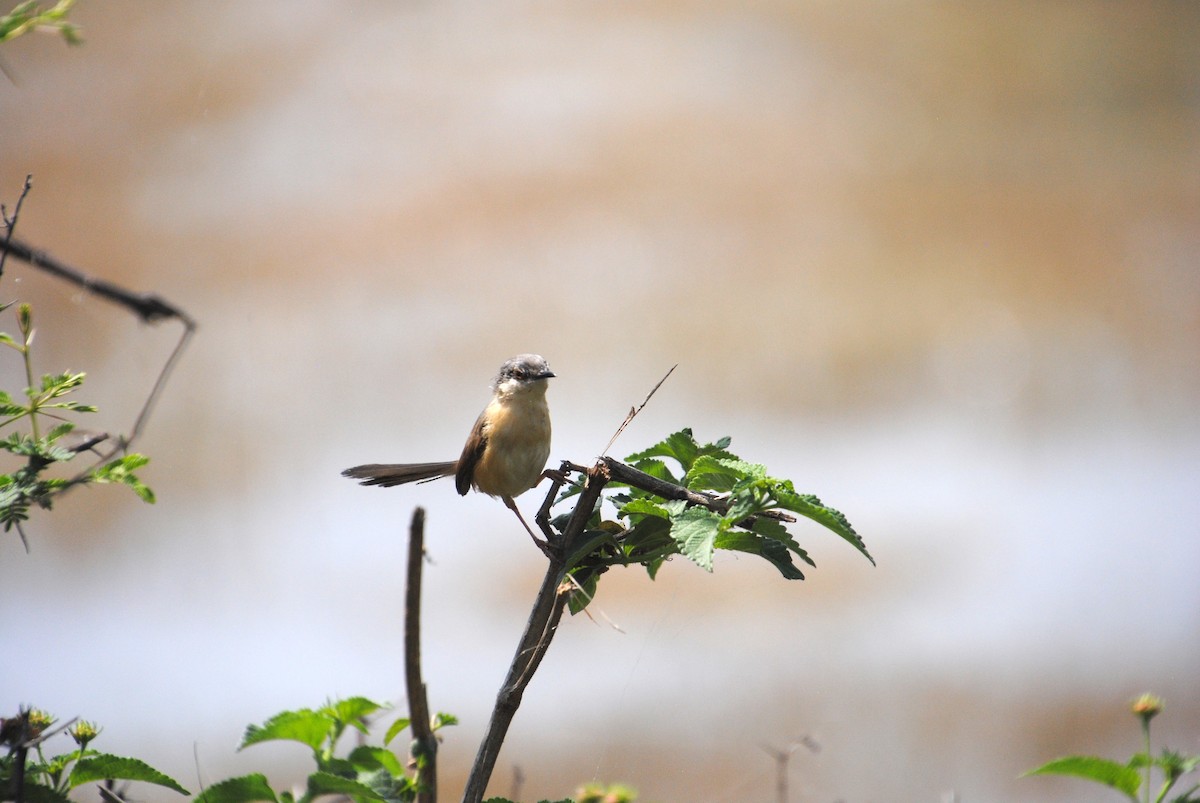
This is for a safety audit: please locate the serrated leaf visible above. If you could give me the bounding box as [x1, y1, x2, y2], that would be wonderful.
[625, 428, 699, 469]
[626, 429, 738, 475]
[241, 709, 334, 752]
[623, 457, 679, 485]
[1022, 755, 1141, 797]
[194, 774, 278, 803]
[325, 696, 385, 731]
[685, 455, 764, 493]
[669, 506, 722, 572]
[70, 754, 189, 794]
[749, 516, 810, 563]
[772, 483, 874, 565]
[619, 497, 671, 519]
[347, 745, 404, 775]
[305, 771, 385, 801]
[715, 530, 808, 580]
[383, 717, 410, 746]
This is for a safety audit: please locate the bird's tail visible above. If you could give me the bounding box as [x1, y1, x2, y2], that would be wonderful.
[342, 461, 456, 487]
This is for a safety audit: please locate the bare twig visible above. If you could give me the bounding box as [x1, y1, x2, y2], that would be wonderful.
[760, 737, 820, 803]
[509, 766, 525, 802]
[601, 363, 677, 456]
[0, 175, 33, 280]
[405, 508, 436, 803]
[461, 466, 609, 803]
[0, 236, 195, 326]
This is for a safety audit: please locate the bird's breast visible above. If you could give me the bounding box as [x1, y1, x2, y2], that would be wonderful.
[472, 394, 552, 498]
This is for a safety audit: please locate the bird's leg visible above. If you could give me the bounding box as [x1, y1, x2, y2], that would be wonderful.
[504, 495, 553, 558]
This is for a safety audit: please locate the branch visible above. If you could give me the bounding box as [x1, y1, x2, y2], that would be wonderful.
[404, 508, 436, 803]
[0, 175, 32, 280]
[598, 456, 796, 525]
[461, 465, 609, 803]
[0, 231, 197, 492]
[0, 236, 194, 326]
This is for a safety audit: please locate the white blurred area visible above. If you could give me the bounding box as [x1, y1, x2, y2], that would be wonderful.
[2, 3, 1198, 801]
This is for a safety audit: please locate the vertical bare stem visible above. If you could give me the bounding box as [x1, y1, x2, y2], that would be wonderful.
[461, 467, 607, 803]
[405, 507, 436, 803]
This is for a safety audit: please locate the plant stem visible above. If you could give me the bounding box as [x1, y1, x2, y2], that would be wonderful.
[21, 330, 37, 441]
[1142, 715, 1152, 803]
[405, 507, 437, 803]
[461, 468, 607, 803]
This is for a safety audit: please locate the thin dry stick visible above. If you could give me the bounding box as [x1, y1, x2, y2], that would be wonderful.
[461, 468, 608, 803]
[600, 363, 677, 456]
[0, 236, 195, 325]
[0, 175, 33, 280]
[404, 507, 437, 803]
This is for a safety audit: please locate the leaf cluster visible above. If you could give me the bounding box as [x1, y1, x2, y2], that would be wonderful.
[1024, 698, 1199, 803]
[0, 0, 80, 46]
[0, 303, 154, 539]
[0, 707, 188, 803]
[201, 697, 456, 803]
[552, 428, 872, 613]
[1026, 753, 1200, 803]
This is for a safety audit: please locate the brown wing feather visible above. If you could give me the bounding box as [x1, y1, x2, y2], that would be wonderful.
[455, 410, 489, 496]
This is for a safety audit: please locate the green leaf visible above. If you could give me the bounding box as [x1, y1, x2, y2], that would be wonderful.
[325, 696, 386, 733]
[69, 754, 189, 795]
[45, 421, 75, 441]
[382, 716, 410, 746]
[626, 428, 735, 476]
[771, 482, 874, 565]
[684, 455, 764, 493]
[431, 712, 458, 731]
[305, 771, 385, 801]
[566, 568, 600, 614]
[618, 496, 672, 520]
[346, 745, 404, 776]
[241, 709, 334, 752]
[42, 401, 97, 413]
[194, 774, 279, 803]
[622, 457, 678, 485]
[89, 454, 155, 503]
[669, 506, 722, 572]
[1023, 755, 1142, 799]
[715, 529, 810, 580]
[11, 780, 72, 803]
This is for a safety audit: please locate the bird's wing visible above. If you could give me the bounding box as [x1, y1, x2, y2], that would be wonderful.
[455, 409, 489, 496]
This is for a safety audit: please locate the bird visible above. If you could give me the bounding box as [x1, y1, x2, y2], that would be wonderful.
[342, 353, 555, 550]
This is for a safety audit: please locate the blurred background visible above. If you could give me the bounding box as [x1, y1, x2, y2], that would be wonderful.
[2, 2, 1198, 801]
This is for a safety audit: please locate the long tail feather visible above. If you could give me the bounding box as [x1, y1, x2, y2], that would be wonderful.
[341, 461, 456, 487]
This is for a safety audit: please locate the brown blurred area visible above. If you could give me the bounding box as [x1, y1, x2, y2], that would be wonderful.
[2, 3, 1198, 802]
